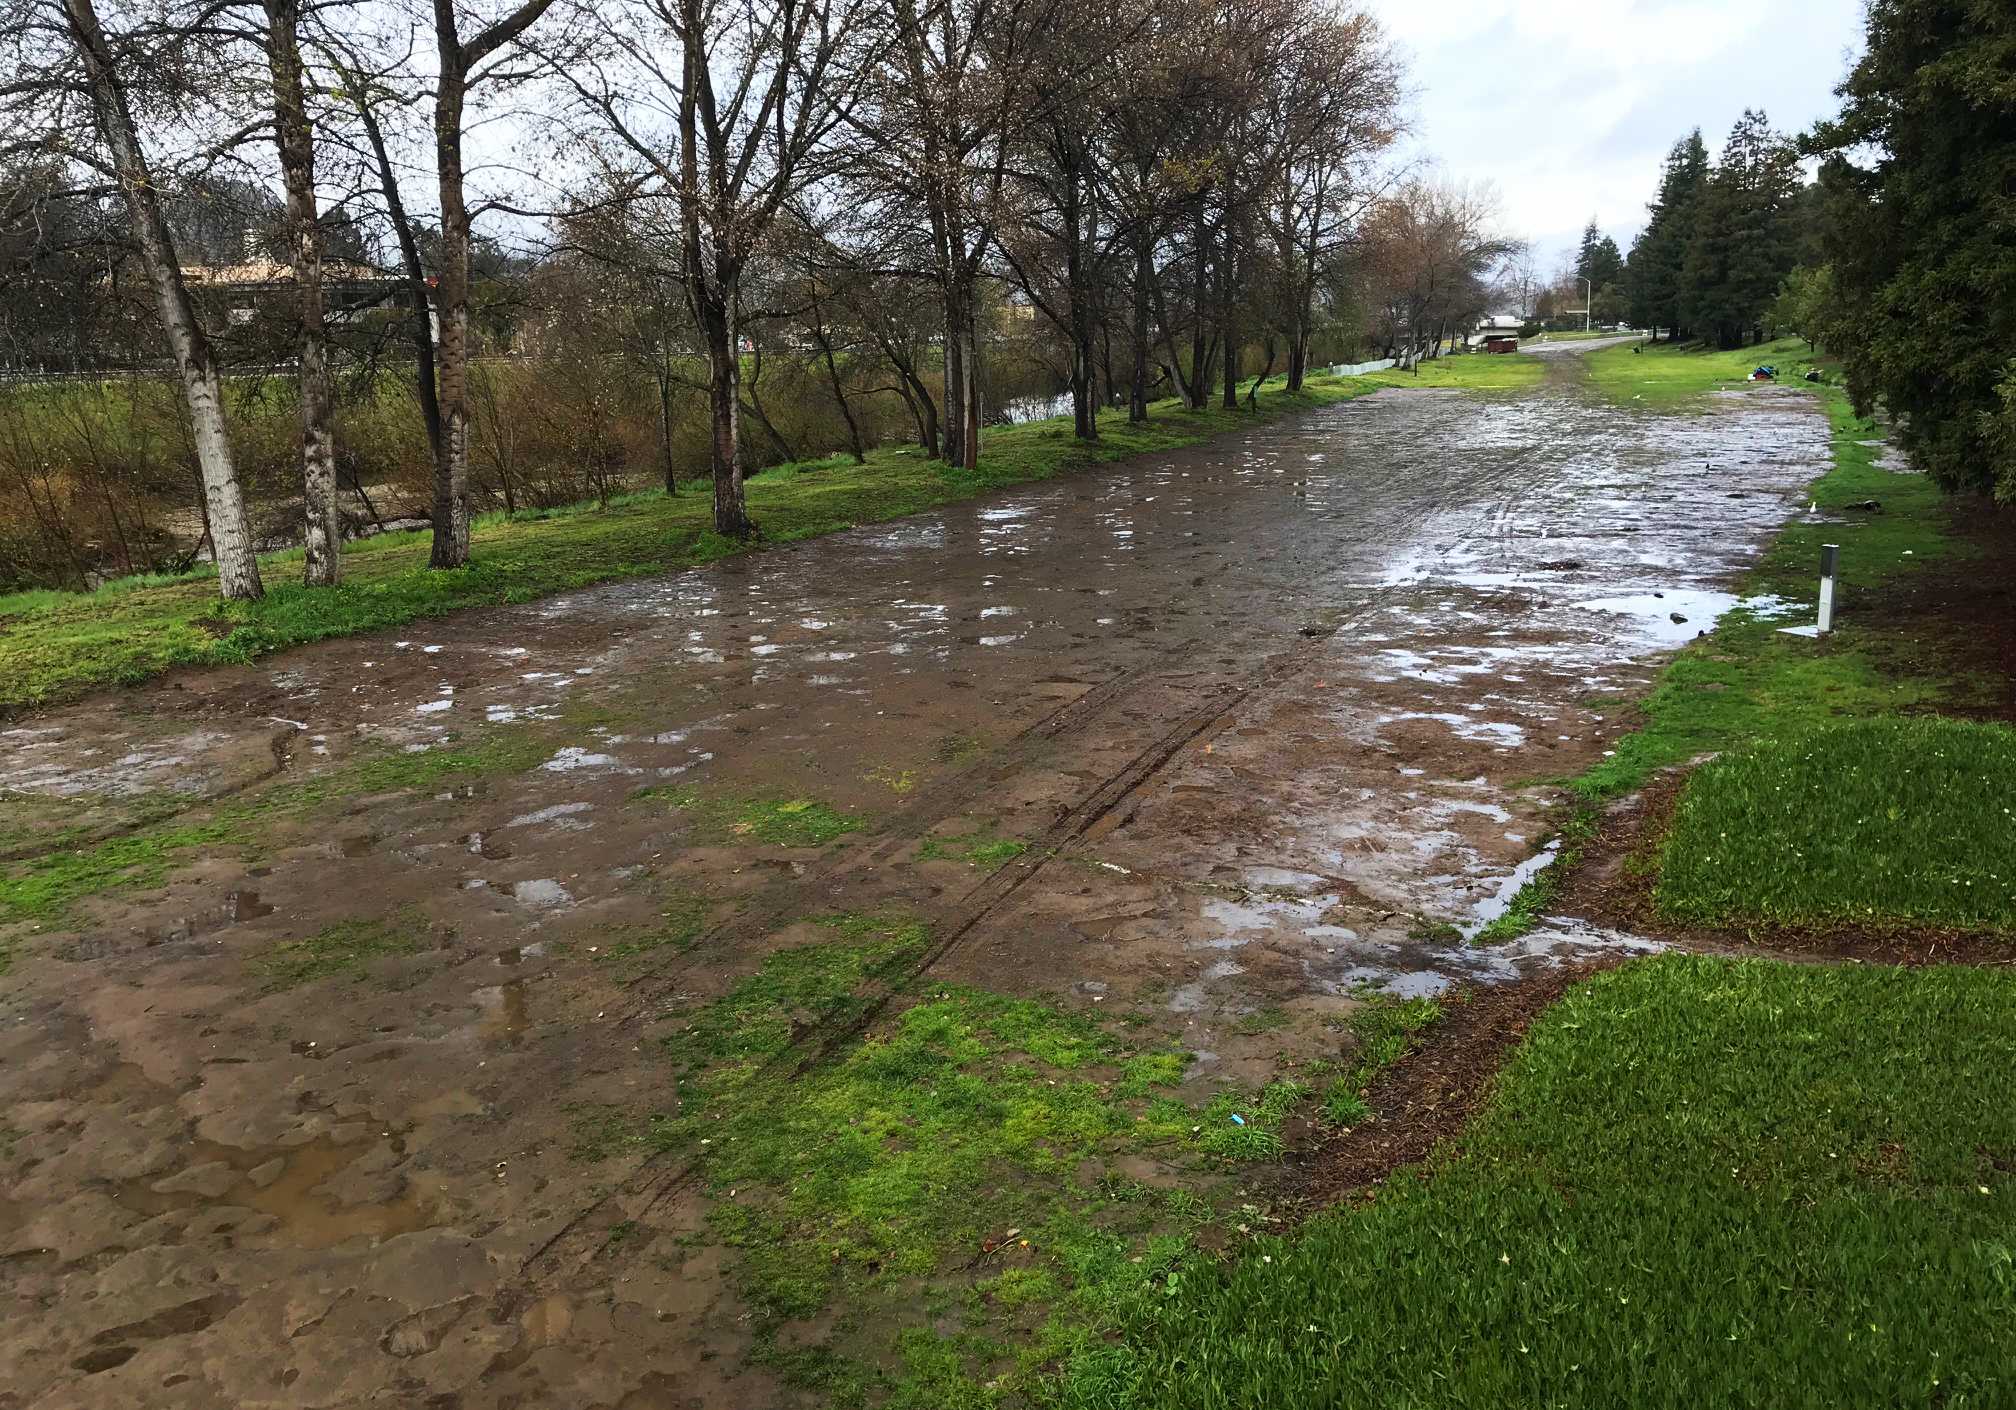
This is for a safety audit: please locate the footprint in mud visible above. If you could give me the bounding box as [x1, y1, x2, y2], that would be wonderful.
[72, 1293, 241, 1374]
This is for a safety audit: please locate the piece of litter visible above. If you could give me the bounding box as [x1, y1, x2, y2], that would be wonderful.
[1230, 1114, 1246, 1126]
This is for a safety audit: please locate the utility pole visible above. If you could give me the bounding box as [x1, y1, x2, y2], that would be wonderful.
[1584, 277, 1592, 333]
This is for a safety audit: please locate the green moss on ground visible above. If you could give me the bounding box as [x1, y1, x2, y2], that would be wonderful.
[637, 788, 865, 847]
[251, 915, 420, 988]
[617, 914, 1352, 1404]
[918, 830, 1028, 871]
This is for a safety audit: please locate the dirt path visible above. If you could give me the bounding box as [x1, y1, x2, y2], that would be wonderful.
[0, 343, 1828, 1407]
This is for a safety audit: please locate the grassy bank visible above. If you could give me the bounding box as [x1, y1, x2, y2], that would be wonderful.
[1055, 956, 2016, 1408]
[0, 366, 1497, 715]
[1477, 336, 2012, 939]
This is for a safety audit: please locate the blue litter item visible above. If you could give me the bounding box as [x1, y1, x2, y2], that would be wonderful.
[1230, 1114, 1246, 1126]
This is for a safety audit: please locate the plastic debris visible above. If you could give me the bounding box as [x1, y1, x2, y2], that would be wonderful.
[1230, 1114, 1247, 1126]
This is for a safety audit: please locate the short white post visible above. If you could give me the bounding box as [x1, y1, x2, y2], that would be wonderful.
[1817, 543, 1839, 635]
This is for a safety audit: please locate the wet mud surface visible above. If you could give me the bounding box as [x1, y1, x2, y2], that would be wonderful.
[0, 341, 1831, 1406]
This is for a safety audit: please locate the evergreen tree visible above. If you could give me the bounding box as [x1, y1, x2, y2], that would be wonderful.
[1810, 0, 2016, 498]
[1682, 110, 1800, 349]
[1573, 218, 1624, 290]
[1624, 130, 1708, 339]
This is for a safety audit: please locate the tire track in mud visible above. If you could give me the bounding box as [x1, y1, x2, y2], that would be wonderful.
[511, 394, 1608, 1300]
[512, 605, 1399, 1297]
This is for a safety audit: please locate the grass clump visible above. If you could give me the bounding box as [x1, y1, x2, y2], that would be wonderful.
[919, 830, 1028, 871]
[251, 915, 419, 988]
[1584, 335, 1805, 406]
[1469, 809, 1599, 945]
[1059, 956, 2016, 1409]
[596, 890, 711, 964]
[1320, 995, 1442, 1127]
[1183, 1080, 1309, 1160]
[653, 921, 1194, 1320]
[638, 914, 1311, 1400]
[639, 788, 864, 848]
[1657, 716, 2016, 932]
[1365, 352, 1545, 391]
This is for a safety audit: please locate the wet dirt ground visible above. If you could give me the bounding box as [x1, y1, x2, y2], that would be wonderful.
[0, 340, 1832, 1407]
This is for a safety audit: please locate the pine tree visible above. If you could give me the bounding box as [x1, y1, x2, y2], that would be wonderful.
[1682, 110, 1799, 349]
[1625, 131, 1708, 339]
[1811, 0, 2016, 498]
[1574, 218, 1624, 290]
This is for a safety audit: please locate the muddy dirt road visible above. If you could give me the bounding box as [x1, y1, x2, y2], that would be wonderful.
[0, 341, 1830, 1406]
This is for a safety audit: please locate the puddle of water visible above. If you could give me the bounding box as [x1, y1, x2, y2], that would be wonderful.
[114, 1132, 444, 1250]
[459, 832, 514, 860]
[225, 890, 274, 923]
[505, 802, 594, 829]
[511, 879, 574, 910]
[1461, 843, 1561, 940]
[474, 982, 530, 1044]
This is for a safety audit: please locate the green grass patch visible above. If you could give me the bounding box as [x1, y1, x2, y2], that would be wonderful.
[639, 787, 864, 848]
[0, 816, 240, 936]
[919, 830, 1029, 871]
[1572, 374, 1966, 804]
[1365, 352, 1544, 392]
[1585, 335, 1810, 406]
[596, 890, 711, 964]
[1404, 916, 1462, 943]
[640, 913, 1379, 1401]
[1320, 995, 1442, 1126]
[1231, 1005, 1288, 1036]
[1059, 956, 2016, 1408]
[251, 915, 419, 988]
[0, 376, 1401, 715]
[1657, 716, 2016, 932]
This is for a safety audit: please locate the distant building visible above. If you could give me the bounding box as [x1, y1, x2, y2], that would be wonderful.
[1471, 313, 1522, 353]
[178, 258, 409, 327]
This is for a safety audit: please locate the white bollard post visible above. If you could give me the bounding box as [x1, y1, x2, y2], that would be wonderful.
[1817, 543, 1839, 635]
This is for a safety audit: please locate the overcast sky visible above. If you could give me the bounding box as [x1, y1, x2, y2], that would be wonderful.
[1360, 0, 1869, 270]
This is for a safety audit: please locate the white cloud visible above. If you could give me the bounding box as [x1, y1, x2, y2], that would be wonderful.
[1360, 0, 1867, 267]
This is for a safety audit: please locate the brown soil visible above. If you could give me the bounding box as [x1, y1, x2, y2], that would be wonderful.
[1285, 958, 1626, 1208]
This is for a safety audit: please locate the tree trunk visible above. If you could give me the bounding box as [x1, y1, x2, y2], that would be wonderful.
[429, 13, 474, 569]
[901, 365, 939, 457]
[349, 73, 442, 460]
[654, 355, 678, 492]
[1128, 237, 1151, 423]
[1218, 231, 1239, 411]
[66, 0, 262, 600]
[940, 281, 965, 466]
[266, 0, 340, 587]
[699, 295, 750, 536]
[1188, 209, 1211, 411]
[810, 297, 865, 464]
